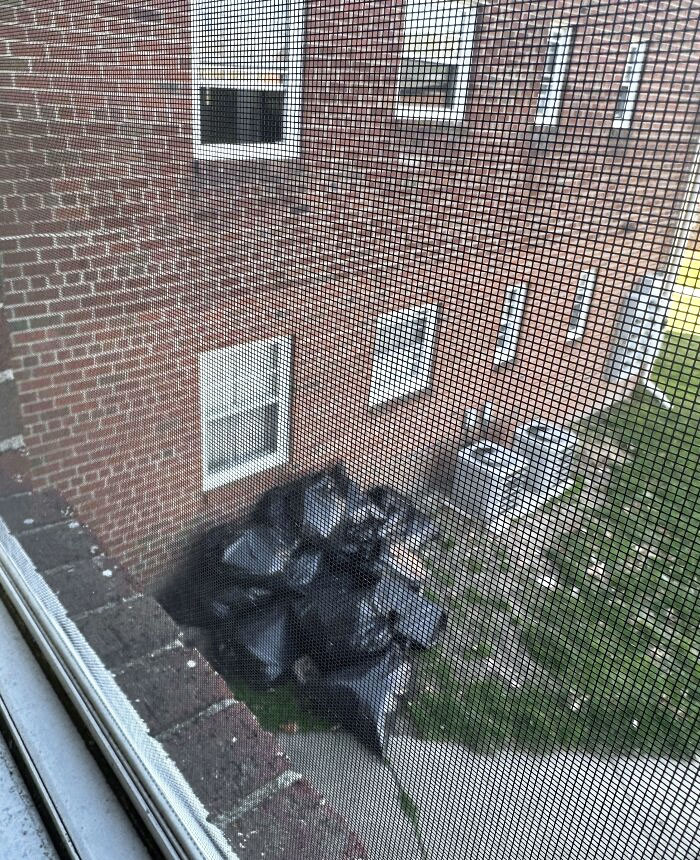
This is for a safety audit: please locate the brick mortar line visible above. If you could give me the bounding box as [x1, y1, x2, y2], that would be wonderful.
[212, 769, 304, 830]
[14, 520, 85, 538]
[155, 697, 240, 742]
[69, 592, 143, 620]
[98, 639, 183, 673]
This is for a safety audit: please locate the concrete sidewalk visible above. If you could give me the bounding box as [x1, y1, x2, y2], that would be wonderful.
[278, 728, 700, 860]
[0, 734, 57, 859]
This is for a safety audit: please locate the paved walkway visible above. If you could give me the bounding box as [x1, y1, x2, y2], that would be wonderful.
[0, 734, 57, 859]
[279, 728, 699, 860]
[388, 738, 699, 860]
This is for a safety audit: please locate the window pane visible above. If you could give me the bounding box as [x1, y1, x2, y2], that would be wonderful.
[398, 0, 469, 111]
[195, 0, 289, 74]
[205, 404, 278, 474]
[200, 88, 284, 144]
[398, 60, 458, 108]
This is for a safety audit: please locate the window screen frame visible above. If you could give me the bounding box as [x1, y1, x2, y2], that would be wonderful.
[190, 0, 305, 160]
[534, 22, 574, 128]
[394, 1, 477, 124]
[612, 39, 647, 130]
[493, 283, 528, 366]
[369, 303, 439, 407]
[566, 268, 597, 342]
[199, 335, 292, 490]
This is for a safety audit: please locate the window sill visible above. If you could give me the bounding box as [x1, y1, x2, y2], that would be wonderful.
[194, 142, 300, 161]
[369, 382, 432, 410]
[203, 451, 288, 492]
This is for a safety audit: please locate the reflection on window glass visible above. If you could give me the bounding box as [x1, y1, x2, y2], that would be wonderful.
[199, 337, 290, 488]
[613, 41, 647, 128]
[535, 23, 574, 126]
[370, 305, 438, 405]
[397, 0, 475, 118]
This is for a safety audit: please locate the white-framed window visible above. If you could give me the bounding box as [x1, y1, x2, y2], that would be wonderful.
[534, 22, 574, 127]
[612, 40, 647, 129]
[199, 336, 291, 490]
[566, 269, 597, 342]
[191, 0, 304, 160]
[395, 1, 477, 123]
[369, 304, 439, 406]
[493, 284, 527, 366]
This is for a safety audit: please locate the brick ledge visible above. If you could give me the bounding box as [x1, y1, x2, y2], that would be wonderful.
[0, 450, 367, 860]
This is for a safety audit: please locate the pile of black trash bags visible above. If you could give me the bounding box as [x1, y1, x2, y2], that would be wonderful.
[178, 464, 448, 755]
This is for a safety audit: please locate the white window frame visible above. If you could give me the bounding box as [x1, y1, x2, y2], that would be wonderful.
[199, 336, 291, 490]
[534, 22, 574, 127]
[191, 0, 304, 160]
[612, 40, 647, 130]
[394, 1, 477, 124]
[493, 284, 527, 367]
[566, 269, 597, 342]
[369, 304, 439, 406]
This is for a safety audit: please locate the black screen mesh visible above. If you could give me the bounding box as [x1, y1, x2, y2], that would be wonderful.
[1, 1, 699, 858]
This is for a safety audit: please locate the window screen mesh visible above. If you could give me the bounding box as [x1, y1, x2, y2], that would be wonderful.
[1, 1, 700, 858]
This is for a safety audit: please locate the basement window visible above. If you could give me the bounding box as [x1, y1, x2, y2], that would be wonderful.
[395, 1, 477, 123]
[566, 269, 597, 342]
[493, 283, 527, 366]
[612, 40, 647, 129]
[370, 304, 439, 406]
[191, 0, 304, 159]
[199, 336, 291, 489]
[534, 22, 574, 127]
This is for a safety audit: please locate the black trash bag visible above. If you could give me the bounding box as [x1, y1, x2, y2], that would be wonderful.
[367, 486, 440, 550]
[308, 646, 412, 756]
[249, 483, 298, 541]
[283, 550, 323, 594]
[297, 463, 381, 541]
[370, 546, 424, 593]
[252, 463, 382, 543]
[292, 574, 393, 668]
[210, 584, 275, 621]
[371, 575, 447, 649]
[216, 602, 295, 688]
[159, 521, 241, 627]
[221, 525, 296, 586]
[324, 519, 386, 586]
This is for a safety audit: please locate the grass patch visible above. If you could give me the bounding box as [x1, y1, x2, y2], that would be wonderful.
[409, 333, 700, 759]
[224, 678, 332, 733]
[399, 789, 419, 826]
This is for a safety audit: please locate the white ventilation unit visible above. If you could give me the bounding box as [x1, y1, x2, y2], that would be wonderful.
[452, 442, 531, 524]
[512, 420, 578, 496]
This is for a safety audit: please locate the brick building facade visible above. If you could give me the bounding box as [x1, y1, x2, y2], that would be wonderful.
[1, 0, 699, 581]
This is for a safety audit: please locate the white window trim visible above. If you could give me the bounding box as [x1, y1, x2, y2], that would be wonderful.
[394, 3, 477, 124]
[566, 269, 597, 342]
[493, 284, 527, 367]
[369, 304, 439, 406]
[190, 0, 305, 160]
[612, 39, 647, 130]
[534, 22, 574, 127]
[199, 336, 291, 491]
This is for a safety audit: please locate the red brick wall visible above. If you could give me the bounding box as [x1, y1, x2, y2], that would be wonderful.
[1, 0, 699, 581]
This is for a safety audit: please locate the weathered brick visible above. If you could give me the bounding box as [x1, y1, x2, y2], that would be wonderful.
[0, 379, 23, 439]
[159, 703, 290, 816]
[75, 595, 179, 668]
[44, 557, 135, 616]
[0, 488, 68, 531]
[115, 645, 231, 736]
[225, 779, 368, 860]
[16, 522, 97, 571]
[0, 450, 32, 497]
